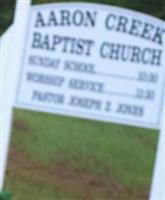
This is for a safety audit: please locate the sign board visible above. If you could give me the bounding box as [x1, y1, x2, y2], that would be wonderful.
[1, 1, 165, 199]
[15, 3, 165, 129]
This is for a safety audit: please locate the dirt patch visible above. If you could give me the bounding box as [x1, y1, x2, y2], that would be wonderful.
[133, 133, 157, 151]
[13, 118, 31, 133]
[6, 149, 149, 200]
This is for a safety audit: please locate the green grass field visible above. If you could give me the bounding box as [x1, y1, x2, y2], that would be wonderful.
[4, 109, 158, 200]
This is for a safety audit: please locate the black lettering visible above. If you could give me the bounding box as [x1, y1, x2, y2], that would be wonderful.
[105, 14, 116, 30]
[72, 39, 84, 54]
[141, 48, 151, 64]
[105, 101, 112, 112]
[100, 42, 109, 58]
[129, 19, 142, 36]
[152, 27, 165, 45]
[29, 55, 60, 69]
[116, 103, 144, 116]
[32, 32, 42, 48]
[84, 40, 94, 56]
[69, 79, 104, 93]
[121, 45, 130, 61]
[60, 10, 71, 26]
[41, 34, 50, 50]
[47, 11, 58, 26]
[64, 60, 95, 73]
[109, 43, 121, 60]
[68, 96, 101, 110]
[116, 16, 128, 33]
[151, 49, 162, 66]
[32, 90, 64, 104]
[131, 46, 141, 63]
[85, 11, 97, 27]
[27, 72, 65, 87]
[35, 12, 45, 27]
[51, 35, 63, 50]
[73, 10, 84, 26]
[141, 23, 154, 41]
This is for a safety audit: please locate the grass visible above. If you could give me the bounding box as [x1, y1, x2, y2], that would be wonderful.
[5, 171, 81, 200]
[4, 108, 158, 200]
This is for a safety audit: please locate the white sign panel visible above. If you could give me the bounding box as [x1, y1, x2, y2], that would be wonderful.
[15, 3, 165, 129]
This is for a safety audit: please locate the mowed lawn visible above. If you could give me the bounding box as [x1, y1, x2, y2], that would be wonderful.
[4, 109, 158, 200]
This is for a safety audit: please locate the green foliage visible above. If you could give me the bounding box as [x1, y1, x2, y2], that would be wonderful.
[33, 0, 165, 20]
[0, 191, 12, 200]
[0, 0, 15, 34]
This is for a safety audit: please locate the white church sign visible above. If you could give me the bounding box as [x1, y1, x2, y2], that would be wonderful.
[15, 3, 165, 129]
[1, 1, 165, 199]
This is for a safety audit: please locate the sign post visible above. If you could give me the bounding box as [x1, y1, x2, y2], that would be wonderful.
[0, 0, 31, 190]
[0, 25, 14, 191]
[150, 79, 165, 200]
